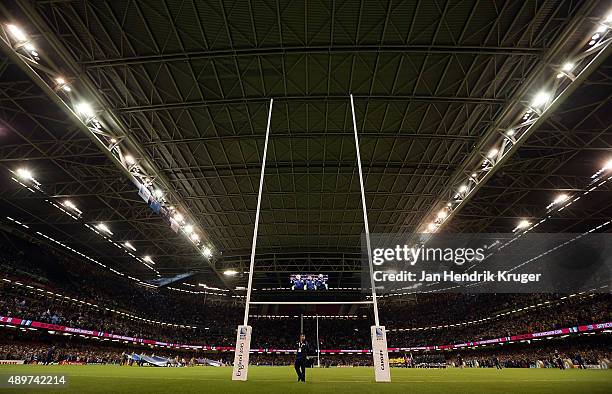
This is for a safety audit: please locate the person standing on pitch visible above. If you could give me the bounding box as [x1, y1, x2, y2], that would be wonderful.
[295, 334, 310, 382]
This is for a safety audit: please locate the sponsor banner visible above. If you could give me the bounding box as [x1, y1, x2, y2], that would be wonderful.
[0, 360, 24, 365]
[1, 315, 610, 355]
[371, 326, 391, 382]
[232, 325, 252, 381]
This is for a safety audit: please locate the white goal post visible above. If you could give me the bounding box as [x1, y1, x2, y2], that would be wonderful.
[231, 96, 390, 382]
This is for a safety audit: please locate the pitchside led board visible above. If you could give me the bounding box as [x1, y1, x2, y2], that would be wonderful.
[371, 326, 391, 382]
[232, 325, 252, 381]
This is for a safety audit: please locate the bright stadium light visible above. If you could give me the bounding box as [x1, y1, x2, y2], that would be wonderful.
[153, 189, 163, 199]
[506, 129, 515, 137]
[190, 233, 200, 242]
[606, 13, 612, 23]
[184, 224, 194, 234]
[437, 209, 448, 219]
[531, 91, 550, 108]
[16, 168, 33, 180]
[75, 102, 94, 118]
[143, 256, 155, 265]
[552, 194, 569, 205]
[487, 148, 499, 159]
[427, 222, 437, 232]
[124, 242, 136, 252]
[63, 200, 78, 210]
[604, 159, 612, 171]
[6, 24, 27, 42]
[561, 62, 574, 72]
[516, 220, 531, 230]
[223, 269, 238, 276]
[96, 223, 113, 235]
[202, 247, 212, 258]
[173, 213, 184, 223]
[458, 185, 469, 194]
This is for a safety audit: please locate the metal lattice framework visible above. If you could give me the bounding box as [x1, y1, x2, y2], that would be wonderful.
[0, 0, 610, 295]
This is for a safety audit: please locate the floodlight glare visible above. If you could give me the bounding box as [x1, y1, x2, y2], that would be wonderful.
[96, 223, 113, 235]
[184, 224, 194, 234]
[606, 13, 612, 23]
[202, 247, 212, 258]
[553, 194, 569, 205]
[427, 222, 437, 232]
[437, 210, 448, 219]
[124, 242, 136, 252]
[153, 189, 163, 199]
[531, 91, 550, 108]
[190, 233, 200, 242]
[24, 43, 35, 52]
[75, 102, 94, 117]
[143, 256, 155, 265]
[173, 213, 184, 223]
[487, 148, 499, 159]
[223, 269, 238, 276]
[16, 168, 33, 180]
[516, 220, 531, 230]
[506, 129, 515, 136]
[561, 62, 574, 72]
[124, 155, 135, 165]
[6, 24, 27, 42]
[63, 200, 77, 210]
[458, 185, 469, 193]
[604, 159, 612, 171]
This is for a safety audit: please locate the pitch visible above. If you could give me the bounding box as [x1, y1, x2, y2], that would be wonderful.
[0, 365, 610, 393]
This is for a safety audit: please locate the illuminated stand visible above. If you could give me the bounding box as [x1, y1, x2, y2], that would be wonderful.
[231, 95, 390, 382]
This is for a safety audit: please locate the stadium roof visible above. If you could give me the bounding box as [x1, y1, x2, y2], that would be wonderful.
[0, 0, 610, 295]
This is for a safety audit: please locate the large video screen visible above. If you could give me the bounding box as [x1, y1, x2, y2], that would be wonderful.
[290, 274, 328, 290]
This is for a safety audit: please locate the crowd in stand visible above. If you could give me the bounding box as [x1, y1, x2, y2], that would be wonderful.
[0, 229, 610, 367]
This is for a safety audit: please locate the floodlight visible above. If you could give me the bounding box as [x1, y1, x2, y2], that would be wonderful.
[604, 159, 612, 171]
[561, 62, 574, 72]
[458, 185, 469, 193]
[184, 224, 194, 234]
[173, 213, 184, 223]
[487, 148, 499, 159]
[6, 24, 27, 42]
[190, 233, 200, 242]
[506, 129, 515, 136]
[96, 223, 113, 235]
[552, 194, 568, 205]
[143, 256, 155, 265]
[427, 222, 437, 232]
[531, 91, 550, 108]
[153, 189, 163, 199]
[124, 155, 135, 165]
[75, 102, 94, 117]
[516, 220, 531, 230]
[63, 200, 77, 210]
[223, 269, 238, 276]
[437, 210, 448, 219]
[124, 242, 136, 252]
[606, 13, 612, 23]
[16, 168, 33, 180]
[202, 247, 212, 258]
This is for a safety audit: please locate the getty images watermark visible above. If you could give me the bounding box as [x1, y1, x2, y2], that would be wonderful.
[362, 233, 611, 294]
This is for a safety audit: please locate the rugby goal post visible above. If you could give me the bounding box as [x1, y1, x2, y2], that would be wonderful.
[231, 96, 390, 382]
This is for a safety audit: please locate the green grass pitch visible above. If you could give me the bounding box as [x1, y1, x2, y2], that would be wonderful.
[0, 365, 610, 393]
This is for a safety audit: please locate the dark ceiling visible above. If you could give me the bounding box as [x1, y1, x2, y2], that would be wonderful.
[0, 0, 610, 296]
